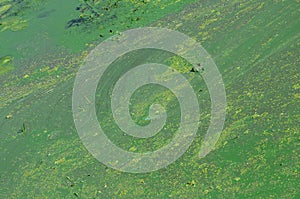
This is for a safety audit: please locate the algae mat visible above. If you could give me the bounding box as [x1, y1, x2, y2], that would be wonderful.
[1, 0, 299, 198]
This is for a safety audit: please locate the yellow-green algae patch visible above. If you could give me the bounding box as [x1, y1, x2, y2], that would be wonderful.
[0, 55, 13, 75]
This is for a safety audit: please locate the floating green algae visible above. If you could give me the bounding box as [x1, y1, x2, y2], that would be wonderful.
[0, 55, 13, 75]
[0, 16, 27, 32]
[0, 0, 299, 198]
[0, 0, 28, 32]
[0, 3, 12, 16]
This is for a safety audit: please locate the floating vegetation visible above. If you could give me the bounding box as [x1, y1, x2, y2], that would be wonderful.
[0, 55, 13, 75]
[0, 16, 27, 32]
[66, 0, 140, 28]
[0, 0, 299, 198]
[5, 114, 13, 119]
[0, 3, 12, 17]
[0, 0, 38, 32]
[66, 0, 199, 32]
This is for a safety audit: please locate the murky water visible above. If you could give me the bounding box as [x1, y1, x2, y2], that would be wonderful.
[1, 0, 299, 198]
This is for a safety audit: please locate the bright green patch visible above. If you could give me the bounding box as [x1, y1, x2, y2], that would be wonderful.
[0, 55, 13, 75]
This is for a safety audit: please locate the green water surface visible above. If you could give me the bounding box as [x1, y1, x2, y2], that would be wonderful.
[0, 0, 299, 198]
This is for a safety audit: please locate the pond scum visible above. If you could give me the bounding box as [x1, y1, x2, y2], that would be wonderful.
[0, 0, 299, 198]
